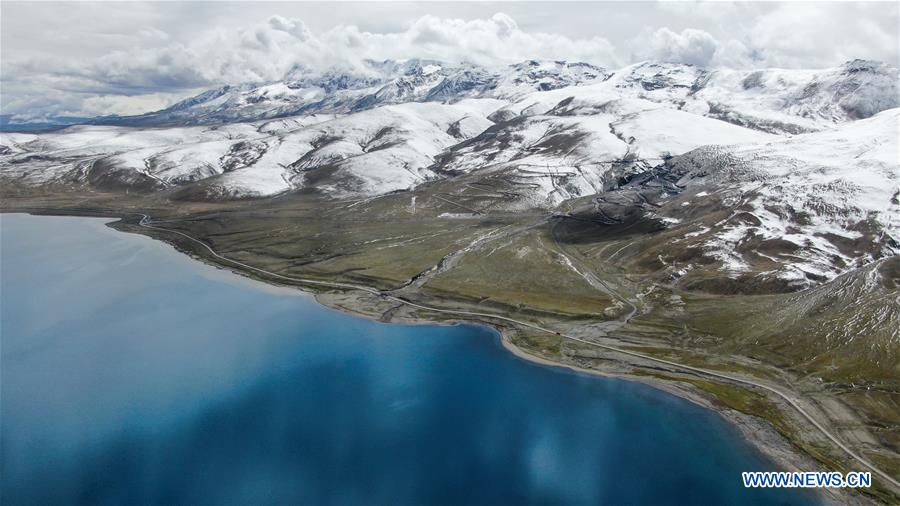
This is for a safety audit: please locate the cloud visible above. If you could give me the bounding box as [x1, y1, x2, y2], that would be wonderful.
[6, 13, 619, 91]
[363, 13, 619, 68]
[748, 2, 899, 68]
[2, 12, 623, 119]
[640, 28, 722, 66]
[1, 84, 197, 122]
[80, 92, 194, 117]
[2, 5, 897, 120]
[631, 27, 755, 68]
[632, 27, 765, 68]
[633, 2, 898, 70]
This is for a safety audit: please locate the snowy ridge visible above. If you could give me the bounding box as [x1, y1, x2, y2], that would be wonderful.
[657, 109, 899, 289]
[205, 100, 503, 198]
[2, 58, 897, 289]
[76, 59, 610, 128]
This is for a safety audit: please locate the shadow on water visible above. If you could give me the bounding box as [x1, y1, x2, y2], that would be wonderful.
[1, 214, 815, 505]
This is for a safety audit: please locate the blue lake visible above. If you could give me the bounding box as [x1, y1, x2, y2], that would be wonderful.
[1, 213, 814, 505]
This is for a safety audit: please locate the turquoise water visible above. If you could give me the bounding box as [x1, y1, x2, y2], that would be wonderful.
[0, 213, 814, 505]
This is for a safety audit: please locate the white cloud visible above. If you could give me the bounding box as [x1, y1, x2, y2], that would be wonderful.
[4, 13, 619, 105]
[632, 2, 899, 70]
[638, 28, 723, 67]
[1, 85, 197, 122]
[358, 13, 620, 68]
[2, 4, 897, 119]
[748, 2, 899, 68]
[80, 92, 195, 117]
[2, 12, 622, 119]
[631, 27, 757, 69]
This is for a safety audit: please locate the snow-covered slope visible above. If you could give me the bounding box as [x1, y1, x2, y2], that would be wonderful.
[492, 60, 897, 133]
[81, 59, 610, 128]
[430, 94, 777, 209]
[201, 99, 503, 198]
[639, 109, 899, 290]
[692, 59, 899, 133]
[4, 59, 894, 195]
[1, 100, 503, 198]
[1, 59, 896, 290]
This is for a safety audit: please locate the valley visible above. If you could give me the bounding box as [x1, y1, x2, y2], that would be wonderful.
[2, 57, 899, 503]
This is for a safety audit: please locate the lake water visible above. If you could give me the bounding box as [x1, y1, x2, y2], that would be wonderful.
[1, 213, 814, 505]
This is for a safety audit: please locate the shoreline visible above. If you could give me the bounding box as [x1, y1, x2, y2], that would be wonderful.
[0, 209, 878, 504]
[349, 305, 847, 505]
[126, 214, 850, 505]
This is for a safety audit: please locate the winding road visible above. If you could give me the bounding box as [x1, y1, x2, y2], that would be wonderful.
[135, 213, 899, 492]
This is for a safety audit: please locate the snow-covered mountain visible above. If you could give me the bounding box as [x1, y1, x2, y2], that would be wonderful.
[2, 58, 897, 290]
[631, 109, 899, 291]
[76, 59, 610, 127]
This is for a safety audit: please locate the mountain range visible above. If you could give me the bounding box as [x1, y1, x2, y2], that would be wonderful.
[2, 58, 898, 295]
